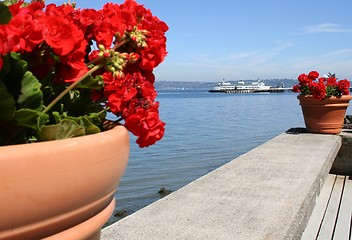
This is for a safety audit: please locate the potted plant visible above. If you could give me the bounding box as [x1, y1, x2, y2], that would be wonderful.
[293, 70, 352, 134]
[0, 0, 168, 239]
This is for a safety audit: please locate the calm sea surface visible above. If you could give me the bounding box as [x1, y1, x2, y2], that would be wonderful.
[106, 90, 352, 225]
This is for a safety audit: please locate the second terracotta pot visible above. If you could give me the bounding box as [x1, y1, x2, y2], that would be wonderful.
[298, 95, 352, 134]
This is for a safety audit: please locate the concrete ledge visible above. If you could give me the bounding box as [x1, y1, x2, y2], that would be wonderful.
[102, 129, 342, 240]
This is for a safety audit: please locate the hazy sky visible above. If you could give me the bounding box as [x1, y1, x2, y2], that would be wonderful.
[49, 0, 352, 82]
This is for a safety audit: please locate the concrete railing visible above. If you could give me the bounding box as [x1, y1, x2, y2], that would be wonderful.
[102, 129, 351, 240]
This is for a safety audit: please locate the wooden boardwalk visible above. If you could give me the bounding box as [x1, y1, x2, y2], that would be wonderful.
[302, 174, 352, 240]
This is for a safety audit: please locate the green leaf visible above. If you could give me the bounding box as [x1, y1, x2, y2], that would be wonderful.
[37, 113, 49, 129]
[52, 111, 62, 123]
[17, 71, 43, 110]
[10, 52, 28, 69]
[37, 119, 85, 141]
[88, 111, 106, 126]
[78, 116, 101, 135]
[50, 111, 101, 134]
[0, 54, 10, 80]
[1, 53, 29, 101]
[0, 81, 16, 122]
[78, 75, 104, 90]
[15, 109, 48, 130]
[0, 3, 12, 25]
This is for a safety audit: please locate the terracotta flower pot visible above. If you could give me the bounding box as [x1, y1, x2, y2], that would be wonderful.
[298, 95, 352, 134]
[0, 126, 129, 240]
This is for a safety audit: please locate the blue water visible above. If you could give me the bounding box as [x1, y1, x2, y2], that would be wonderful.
[107, 90, 352, 224]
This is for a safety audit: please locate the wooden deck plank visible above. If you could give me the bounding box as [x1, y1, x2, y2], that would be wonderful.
[301, 174, 336, 240]
[317, 175, 345, 239]
[334, 176, 352, 240]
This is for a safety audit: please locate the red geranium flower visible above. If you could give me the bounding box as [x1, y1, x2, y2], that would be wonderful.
[40, 15, 84, 56]
[124, 104, 165, 147]
[0, 0, 168, 148]
[78, 9, 102, 27]
[297, 74, 311, 85]
[310, 81, 326, 100]
[308, 71, 319, 80]
[295, 71, 350, 100]
[338, 79, 350, 95]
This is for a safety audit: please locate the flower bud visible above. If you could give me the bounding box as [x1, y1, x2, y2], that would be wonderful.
[114, 71, 125, 80]
[113, 62, 123, 71]
[103, 51, 110, 58]
[140, 29, 149, 36]
[129, 53, 140, 63]
[120, 52, 129, 60]
[98, 44, 105, 52]
[108, 66, 116, 72]
[116, 58, 125, 65]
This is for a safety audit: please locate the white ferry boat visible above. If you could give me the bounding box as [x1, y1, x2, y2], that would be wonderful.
[209, 79, 271, 93]
[236, 80, 271, 92]
[208, 80, 236, 92]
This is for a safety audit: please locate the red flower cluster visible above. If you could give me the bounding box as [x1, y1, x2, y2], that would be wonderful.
[293, 71, 350, 100]
[0, 0, 168, 147]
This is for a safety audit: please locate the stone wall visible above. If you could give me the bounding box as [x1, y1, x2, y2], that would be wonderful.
[330, 130, 352, 176]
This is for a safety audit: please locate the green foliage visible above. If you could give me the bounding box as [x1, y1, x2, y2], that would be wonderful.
[0, 52, 106, 145]
[0, 81, 15, 122]
[1, 0, 30, 7]
[78, 75, 104, 90]
[37, 113, 101, 141]
[37, 119, 86, 141]
[52, 111, 101, 135]
[18, 71, 44, 110]
[1, 53, 29, 101]
[0, 3, 12, 24]
[1, 0, 20, 5]
[299, 85, 310, 96]
[14, 109, 48, 129]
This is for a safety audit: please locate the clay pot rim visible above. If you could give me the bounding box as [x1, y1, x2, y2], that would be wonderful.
[0, 125, 128, 152]
[297, 94, 352, 101]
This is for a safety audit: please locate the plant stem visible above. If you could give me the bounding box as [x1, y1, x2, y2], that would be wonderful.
[86, 57, 100, 67]
[43, 64, 102, 114]
[114, 39, 129, 50]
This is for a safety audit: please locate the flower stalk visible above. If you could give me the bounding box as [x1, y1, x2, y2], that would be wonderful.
[43, 64, 102, 114]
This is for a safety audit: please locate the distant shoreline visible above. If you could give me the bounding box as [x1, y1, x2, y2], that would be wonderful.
[155, 79, 297, 90]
